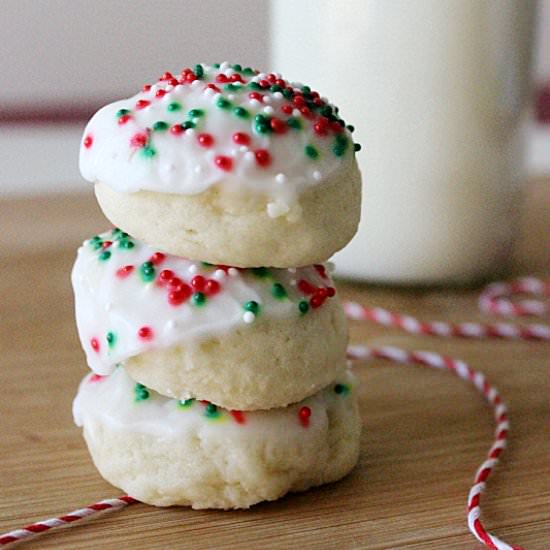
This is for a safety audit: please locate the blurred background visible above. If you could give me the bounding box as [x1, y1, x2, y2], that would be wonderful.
[1, 0, 548, 196]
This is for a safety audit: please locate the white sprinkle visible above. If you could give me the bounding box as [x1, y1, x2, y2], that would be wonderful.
[273, 91, 284, 101]
[288, 267, 297, 273]
[188, 264, 199, 274]
[186, 128, 196, 138]
[243, 311, 256, 324]
[220, 61, 230, 71]
[228, 94, 236, 101]
[190, 79, 201, 88]
[312, 170, 322, 181]
[263, 95, 272, 104]
[175, 84, 185, 91]
[165, 85, 174, 92]
[244, 151, 255, 163]
[213, 269, 227, 281]
[167, 320, 177, 330]
[275, 173, 287, 184]
[292, 108, 301, 117]
[267, 201, 290, 218]
[239, 145, 249, 153]
[194, 165, 202, 174]
[203, 87, 215, 97]
[257, 72, 266, 79]
[263, 105, 274, 115]
[250, 99, 262, 107]
[228, 267, 239, 277]
[224, 68, 234, 77]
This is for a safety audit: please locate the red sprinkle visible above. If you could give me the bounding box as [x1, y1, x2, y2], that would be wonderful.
[158, 269, 175, 284]
[216, 73, 229, 83]
[330, 121, 344, 133]
[270, 117, 287, 134]
[138, 326, 154, 340]
[160, 71, 174, 81]
[155, 89, 167, 98]
[313, 117, 330, 136]
[191, 275, 206, 291]
[248, 92, 263, 102]
[207, 83, 221, 93]
[116, 265, 135, 278]
[135, 99, 150, 110]
[170, 124, 185, 136]
[298, 279, 315, 295]
[90, 337, 100, 353]
[214, 155, 233, 172]
[232, 132, 250, 145]
[168, 276, 184, 289]
[281, 104, 293, 115]
[130, 133, 148, 148]
[310, 294, 324, 308]
[83, 135, 93, 149]
[89, 374, 105, 383]
[327, 287, 336, 297]
[230, 73, 244, 83]
[255, 149, 271, 167]
[197, 133, 214, 148]
[204, 279, 220, 296]
[118, 114, 132, 125]
[230, 410, 246, 424]
[168, 285, 192, 305]
[314, 264, 328, 279]
[298, 406, 311, 427]
[293, 95, 306, 108]
[101, 240, 112, 249]
[150, 252, 165, 265]
[142, 84, 152, 92]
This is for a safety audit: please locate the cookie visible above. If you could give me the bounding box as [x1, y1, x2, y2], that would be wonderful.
[72, 230, 348, 410]
[73, 366, 361, 509]
[80, 62, 362, 267]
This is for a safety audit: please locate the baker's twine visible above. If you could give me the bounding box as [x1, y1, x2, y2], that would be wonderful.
[0, 277, 547, 548]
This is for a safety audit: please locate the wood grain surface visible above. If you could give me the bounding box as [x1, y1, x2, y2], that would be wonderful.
[1, 181, 549, 549]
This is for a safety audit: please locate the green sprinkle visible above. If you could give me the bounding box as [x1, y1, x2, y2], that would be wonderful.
[233, 106, 249, 118]
[251, 267, 270, 278]
[134, 383, 150, 401]
[334, 383, 350, 395]
[320, 106, 333, 118]
[301, 85, 311, 93]
[91, 235, 102, 241]
[192, 292, 207, 306]
[244, 301, 260, 315]
[216, 97, 231, 109]
[167, 102, 181, 112]
[243, 67, 255, 76]
[347, 124, 355, 132]
[153, 121, 169, 131]
[254, 114, 271, 134]
[305, 144, 319, 159]
[178, 398, 195, 409]
[201, 261, 213, 267]
[224, 83, 240, 92]
[248, 81, 261, 90]
[205, 402, 221, 419]
[299, 300, 309, 314]
[188, 108, 204, 118]
[99, 250, 111, 261]
[333, 135, 349, 157]
[271, 283, 287, 300]
[213, 63, 221, 68]
[354, 143, 362, 152]
[106, 331, 116, 349]
[194, 64, 204, 79]
[140, 261, 155, 282]
[270, 84, 283, 93]
[282, 88, 293, 99]
[118, 239, 134, 249]
[182, 120, 196, 129]
[232, 63, 242, 72]
[141, 146, 156, 158]
[286, 117, 301, 130]
[91, 240, 103, 251]
[116, 108, 130, 117]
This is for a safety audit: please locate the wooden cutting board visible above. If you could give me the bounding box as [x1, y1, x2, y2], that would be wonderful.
[1, 180, 549, 549]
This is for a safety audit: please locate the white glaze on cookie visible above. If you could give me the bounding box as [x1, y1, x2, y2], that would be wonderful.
[79, 62, 359, 215]
[73, 366, 356, 436]
[72, 229, 337, 375]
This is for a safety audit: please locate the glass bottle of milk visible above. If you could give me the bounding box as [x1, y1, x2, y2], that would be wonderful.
[271, 0, 535, 285]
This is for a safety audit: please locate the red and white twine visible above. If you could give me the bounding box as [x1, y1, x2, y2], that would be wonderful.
[0, 277, 547, 548]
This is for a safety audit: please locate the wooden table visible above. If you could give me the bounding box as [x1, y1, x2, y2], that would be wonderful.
[1, 181, 549, 549]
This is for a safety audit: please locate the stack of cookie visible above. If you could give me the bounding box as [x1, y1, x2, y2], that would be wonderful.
[72, 62, 363, 509]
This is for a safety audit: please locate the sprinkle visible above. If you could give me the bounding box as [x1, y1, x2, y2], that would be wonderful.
[272, 283, 287, 299]
[106, 331, 116, 349]
[334, 383, 350, 395]
[170, 124, 185, 135]
[298, 406, 311, 427]
[233, 132, 250, 145]
[243, 311, 256, 323]
[305, 144, 319, 159]
[138, 326, 154, 340]
[216, 97, 231, 109]
[244, 300, 260, 315]
[98, 250, 111, 261]
[134, 383, 150, 401]
[275, 173, 287, 184]
[188, 108, 204, 118]
[83, 135, 93, 149]
[312, 170, 322, 181]
[90, 337, 100, 353]
[228, 267, 239, 277]
[214, 155, 233, 171]
[255, 149, 271, 167]
[178, 398, 194, 408]
[153, 121, 169, 131]
[135, 99, 150, 110]
[197, 133, 214, 147]
[167, 102, 182, 112]
[233, 106, 249, 118]
[139, 261, 155, 282]
[192, 292, 207, 306]
[298, 300, 309, 314]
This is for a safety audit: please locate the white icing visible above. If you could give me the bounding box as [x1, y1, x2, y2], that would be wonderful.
[79, 63, 355, 212]
[73, 366, 355, 438]
[72, 230, 336, 375]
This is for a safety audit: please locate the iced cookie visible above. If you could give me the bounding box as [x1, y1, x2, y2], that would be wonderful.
[72, 229, 348, 410]
[73, 366, 361, 509]
[80, 62, 362, 268]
